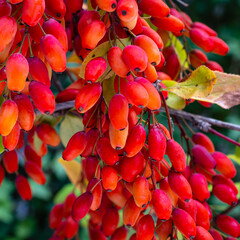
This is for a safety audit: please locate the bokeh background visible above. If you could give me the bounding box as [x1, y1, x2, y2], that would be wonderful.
[0, 0, 240, 239]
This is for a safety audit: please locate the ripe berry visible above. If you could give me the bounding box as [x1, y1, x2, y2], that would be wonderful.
[15, 175, 32, 201]
[3, 150, 18, 173]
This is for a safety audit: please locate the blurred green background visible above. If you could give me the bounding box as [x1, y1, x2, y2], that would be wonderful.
[0, 0, 240, 239]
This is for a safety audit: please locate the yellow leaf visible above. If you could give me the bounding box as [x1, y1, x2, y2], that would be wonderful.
[67, 51, 82, 64]
[67, 66, 82, 77]
[58, 158, 82, 186]
[79, 38, 131, 81]
[60, 114, 84, 147]
[103, 74, 116, 107]
[228, 154, 240, 165]
[172, 36, 188, 68]
[166, 66, 217, 99]
[191, 71, 240, 109]
[166, 92, 186, 110]
[162, 80, 177, 88]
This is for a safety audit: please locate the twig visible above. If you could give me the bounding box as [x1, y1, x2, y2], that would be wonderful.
[52, 73, 64, 92]
[218, 199, 240, 216]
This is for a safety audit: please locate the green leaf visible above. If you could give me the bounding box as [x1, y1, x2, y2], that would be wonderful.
[228, 154, 240, 165]
[235, 139, 240, 157]
[60, 113, 84, 147]
[103, 74, 116, 107]
[166, 92, 186, 110]
[192, 71, 240, 109]
[172, 36, 188, 68]
[33, 132, 43, 155]
[78, 38, 131, 82]
[0, 136, 4, 154]
[35, 114, 63, 127]
[166, 66, 217, 99]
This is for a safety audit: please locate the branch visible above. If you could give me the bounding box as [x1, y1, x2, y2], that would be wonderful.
[218, 199, 240, 216]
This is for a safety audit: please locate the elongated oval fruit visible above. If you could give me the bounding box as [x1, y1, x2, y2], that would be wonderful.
[148, 127, 166, 161]
[126, 81, 149, 108]
[24, 145, 42, 168]
[124, 125, 146, 157]
[62, 131, 87, 161]
[96, 137, 119, 165]
[166, 139, 186, 172]
[189, 50, 208, 69]
[122, 45, 148, 72]
[172, 208, 196, 239]
[212, 151, 236, 179]
[134, 35, 161, 65]
[49, 203, 64, 229]
[209, 229, 224, 240]
[63, 193, 77, 218]
[72, 191, 93, 221]
[133, 176, 149, 208]
[156, 218, 172, 240]
[40, 34, 66, 72]
[123, 196, 142, 227]
[45, 0, 66, 18]
[22, 0, 45, 27]
[136, 214, 155, 240]
[6, 53, 29, 92]
[102, 207, 119, 236]
[192, 144, 216, 169]
[135, 77, 161, 110]
[168, 171, 192, 201]
[14, 93, 34, 131]
[109, 123, 128, 150]
[2, 122, 20, 151]
[178, 199, 197, 221]
[101, 166, 118, 192]
[3, 150, 18, 173]
[152, 189, 172, 221]
[189, 173, 210, 202]
[192, 132, 215, 153]
[36, 124, 60, 147]
[85, 57, 107, 83]
[29, 81, 55, 115]
[108, 47, 130, 77]
[28, 57, 51, 87]
[82, 156, 100, 181]
[108, 93, 129, 130]
[117, 0, 138, 22]
[15, 175, 32, 200]
[75, 83, 102, 113]
[0, 1, 12, 18]
[86, 178, 102, 211]
[142, 26, 164, 50]
[0, 100, 18, 136]
[24, 161, 46, 185]
[195, 226, 214, 240]
[195, 200, 210, 230]
[216, 215, 240, 238]
[43, 19, 68, 52]
[95, 0, 117, 12]
[0, 16, 17, 52]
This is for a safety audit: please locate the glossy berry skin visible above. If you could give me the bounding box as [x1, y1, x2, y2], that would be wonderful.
[136, 215, 155, 240]
[81, 129, 99, 157]
[75, 83, 102, 113]
[209, 229, 224, 240]
[72, 191, 93, 221]
[22, 0, 45, 27]
[24, 161, 46, 185]
[117, 0, 138, 22]
[108, 93, 129, 130]
[135, 77, 161, 110]
[212, 175, 238, 195]
[216, 215, 240, 238]
[148, 127, 166, 161]
[49, 204, 64, 229]
[212, 151, 236, 178]
[122, 45, 148, 72]
[152, 189, 172, 221]
[15, 175, 32, 200]
[172, 208, 196, 239]
[2, 122, 20, 151]
[14, 93, 34, 131]
[29, 81, 55, 115]
[82, 156, 100, 181]
[96, 137, 119, 166]
[45, 0, 66, 18]
[167, 139, 186, 172]
[125, 81, 149, 108]
[62, 131, 87, 161]
[189, 50, 208, 69]
[85, 57, 107, 83]
[0, 100, 18, 136]
[168, 171, 192, 201]
[111, 226, 128, 240]
[6, 53, 29, 92]
[156, 218, 172, 240]
[189, 173, 210, 202]
[107, 47, 130, 77]
[0, 16, 17, 52]
[210, 36, 229, 56]
[205, 61, 224, 72]
[192, 132, 215, 153]
[95, 0, 117, 12]
[178, 199, 197, 221]
[101, 166, 118, 192]
[192, 144, 216, 169]
[124, 125, 146, 157]
[138, 0, 170, 18]
[40, 34, 66, 72]
[63, 193, 77, 218]
[195, 200, 210, 230]
[102, 207, 119, 236]
[195, 226, 214, 240]
[109, 123, 128, 150]
[86, 178, 102, 211]
[142, 26, 164, 50]
[133, 176, 149, 208]
[3, 150, 18, 173]
[0, 0, 12, 17]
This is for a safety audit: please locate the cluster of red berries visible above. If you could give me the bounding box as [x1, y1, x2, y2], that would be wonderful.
[0, 0, 239, 240]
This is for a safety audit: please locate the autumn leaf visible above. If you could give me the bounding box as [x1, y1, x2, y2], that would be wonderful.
[163, 66, 217, 99]
[191, 71, 240, 109]
[102, 74, 116, 107]
[166, 92, 186, 110]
